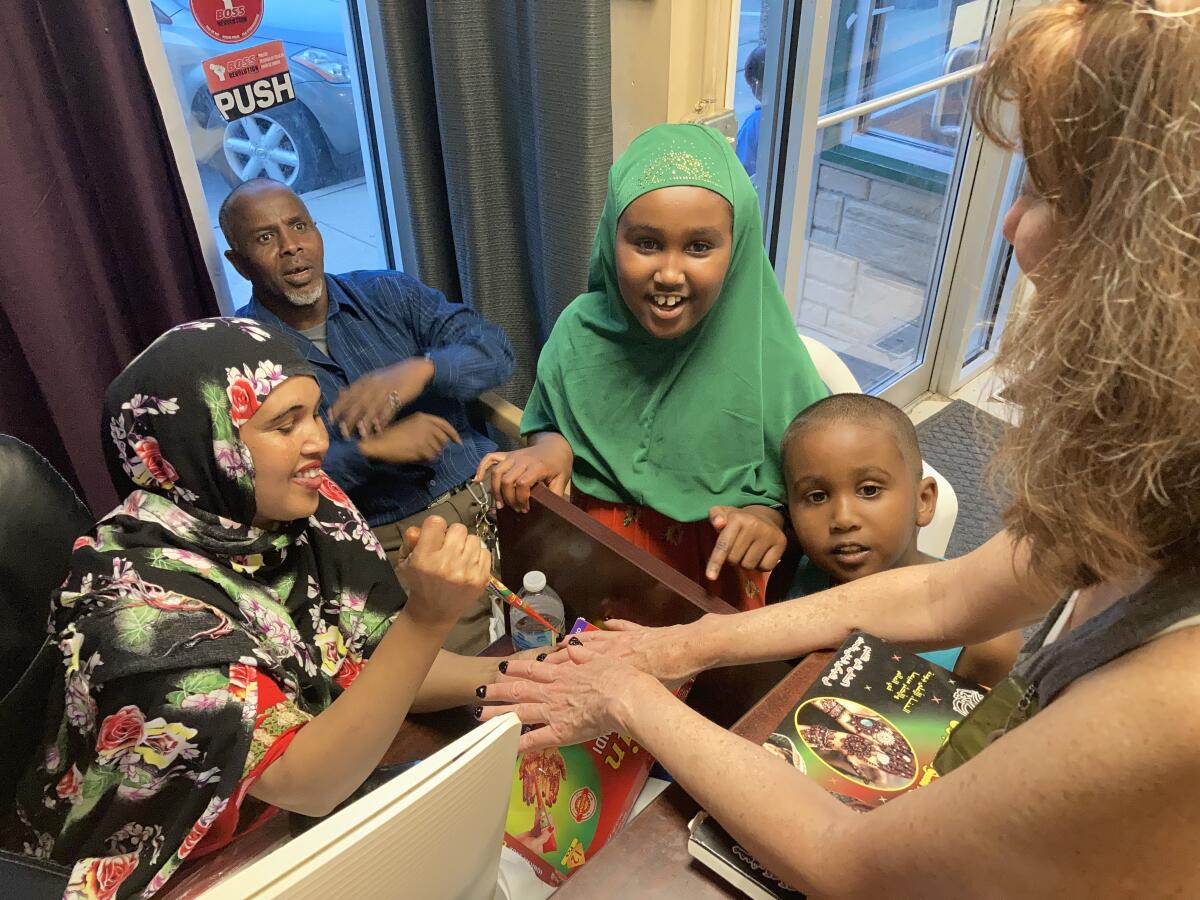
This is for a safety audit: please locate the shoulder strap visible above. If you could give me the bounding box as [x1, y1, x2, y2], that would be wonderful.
[1014, 559, 1200, 705]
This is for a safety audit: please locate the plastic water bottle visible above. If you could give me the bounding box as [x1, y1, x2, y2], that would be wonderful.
[510, 570, 565, 652]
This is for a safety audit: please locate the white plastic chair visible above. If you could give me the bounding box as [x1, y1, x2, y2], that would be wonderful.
[799, 335, 958, 558]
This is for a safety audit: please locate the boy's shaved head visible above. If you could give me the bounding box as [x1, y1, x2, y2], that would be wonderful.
[783, 393, 923, 479]
[782, 393, 936, 583]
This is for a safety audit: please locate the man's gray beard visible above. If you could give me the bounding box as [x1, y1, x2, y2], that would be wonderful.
[281, 282, 324, 307]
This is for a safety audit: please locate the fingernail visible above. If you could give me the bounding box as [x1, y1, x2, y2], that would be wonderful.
[472, 706, 483, 719]
[521, 724, 535, 735]
[536, 653, 548, 662]
[602, 615, 612, 621]
[568, 637, 582, 647]
[475, 685, 487, 698]
[498, 660, 509, 674]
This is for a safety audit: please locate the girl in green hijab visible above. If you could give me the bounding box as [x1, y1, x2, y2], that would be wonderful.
[477, 124, 826, 609]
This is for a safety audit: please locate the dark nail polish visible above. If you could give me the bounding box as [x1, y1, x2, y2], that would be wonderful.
[521, 724, 534, 735]
[602, 615, 612, 621]
[568, 637, 582, 647]
[472, 706, 483, 719]
[475, 685, 487, 698]
[498, 660, 508, 674]
[536, 653, 548, 662]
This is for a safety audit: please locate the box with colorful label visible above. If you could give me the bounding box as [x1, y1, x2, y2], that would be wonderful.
[502, 618, 683, 886]
[686, 633, 990, 898]
[771, 632, 987, 810]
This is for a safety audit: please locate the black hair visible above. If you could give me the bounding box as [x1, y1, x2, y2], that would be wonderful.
[781, 393, 924, 479]
[744, 44, 767, 90]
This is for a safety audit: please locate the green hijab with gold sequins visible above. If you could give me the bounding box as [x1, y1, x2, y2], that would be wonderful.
[522, 123, 826, 521]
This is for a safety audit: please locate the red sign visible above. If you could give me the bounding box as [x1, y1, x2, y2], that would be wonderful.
[190, 0, 264, 44]
[203, 41, 295, 123]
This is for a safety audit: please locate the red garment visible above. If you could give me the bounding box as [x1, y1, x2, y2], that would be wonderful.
[573, 492, 767, 610]
[189, 669, 305, 858]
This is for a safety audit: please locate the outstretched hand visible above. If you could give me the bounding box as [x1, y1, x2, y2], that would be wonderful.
[531, 618, 706, 687]
[478, 645, 654, 753]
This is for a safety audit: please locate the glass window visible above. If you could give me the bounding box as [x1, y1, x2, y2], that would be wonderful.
[151, 0, 389, 310]
[825, 0, 985, 172]
[787, 0, 996, 394]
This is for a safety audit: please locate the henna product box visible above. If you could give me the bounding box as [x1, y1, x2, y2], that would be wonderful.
[770, 632, 987, 810]
[503, 618, 682, 886]
[687, 633, 987, 897]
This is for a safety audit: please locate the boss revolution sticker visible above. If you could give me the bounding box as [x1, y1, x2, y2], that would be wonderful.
[203, 41, 295, 123]
[190, 0, 264, 44]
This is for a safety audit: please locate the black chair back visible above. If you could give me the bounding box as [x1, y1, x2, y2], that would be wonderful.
[0, 436, 92, 696]
[0, 438, 91, 885]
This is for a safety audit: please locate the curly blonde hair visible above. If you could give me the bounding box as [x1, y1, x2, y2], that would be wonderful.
[973, 0, 1200, 589]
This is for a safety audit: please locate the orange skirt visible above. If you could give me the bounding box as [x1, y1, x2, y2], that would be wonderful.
[572, 492, 766, 610]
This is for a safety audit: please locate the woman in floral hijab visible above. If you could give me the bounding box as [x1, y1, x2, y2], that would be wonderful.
[0, 318, 496, 898]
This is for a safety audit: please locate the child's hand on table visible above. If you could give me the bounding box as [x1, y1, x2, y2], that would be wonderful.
[705, 504, 787, 580]
[474, 438, 573, 512]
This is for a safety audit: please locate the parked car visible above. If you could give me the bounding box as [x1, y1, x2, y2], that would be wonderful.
[152, 0, 363, 193]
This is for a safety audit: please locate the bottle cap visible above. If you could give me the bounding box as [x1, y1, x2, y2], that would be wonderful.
[522, 570, 547, 594]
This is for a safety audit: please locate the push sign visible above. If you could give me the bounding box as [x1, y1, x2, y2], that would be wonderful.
[203, 41, 296, 123]
[190, 0, 264, 44]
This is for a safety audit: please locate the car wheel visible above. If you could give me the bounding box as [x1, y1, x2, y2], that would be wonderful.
[220, 103, 332, 194]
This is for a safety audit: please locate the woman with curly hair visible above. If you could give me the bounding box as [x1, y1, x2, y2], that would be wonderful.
[481, 1, 1200, 894]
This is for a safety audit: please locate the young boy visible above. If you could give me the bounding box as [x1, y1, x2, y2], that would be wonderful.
[781, 393, 1021, 686]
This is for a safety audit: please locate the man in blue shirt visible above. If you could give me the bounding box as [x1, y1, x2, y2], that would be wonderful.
[221, 178, 514, 653]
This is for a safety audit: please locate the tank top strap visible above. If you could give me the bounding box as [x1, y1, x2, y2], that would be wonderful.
[1013, 558, 1200, 706]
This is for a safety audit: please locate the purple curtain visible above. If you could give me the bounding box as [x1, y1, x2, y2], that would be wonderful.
[0, 2, 219, 514]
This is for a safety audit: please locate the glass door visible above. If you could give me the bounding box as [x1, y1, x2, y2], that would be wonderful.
[133, 0, 394, 311]
[767, 0, 1022, 404]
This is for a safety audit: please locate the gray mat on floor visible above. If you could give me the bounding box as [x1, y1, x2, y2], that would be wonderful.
[916, 400, 1010, 558]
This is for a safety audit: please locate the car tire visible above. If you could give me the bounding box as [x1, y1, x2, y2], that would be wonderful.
[212, 100, 334, 194]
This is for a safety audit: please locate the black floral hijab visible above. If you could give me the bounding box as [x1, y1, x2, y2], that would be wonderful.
[2, 318, 404, 898]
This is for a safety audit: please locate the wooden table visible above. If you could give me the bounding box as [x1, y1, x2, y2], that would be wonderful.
[161, 486, 794, 897]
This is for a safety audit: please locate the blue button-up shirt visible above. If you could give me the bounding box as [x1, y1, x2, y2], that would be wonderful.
[242, 271, 515, 527]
